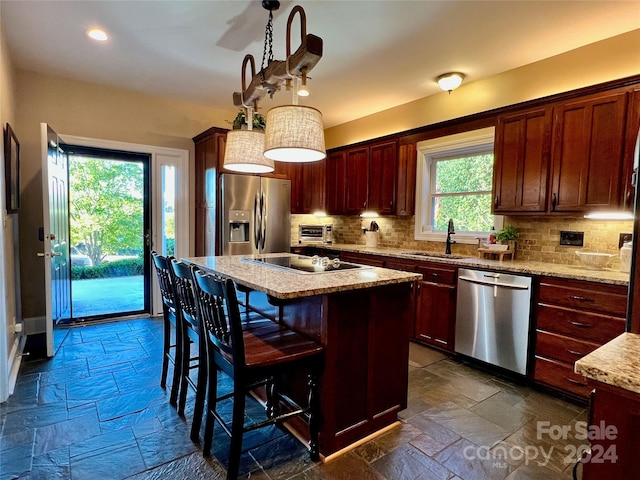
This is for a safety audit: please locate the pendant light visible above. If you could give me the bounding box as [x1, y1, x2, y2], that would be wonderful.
[231, 3, 326, 163]
[223, 55, 274, 174]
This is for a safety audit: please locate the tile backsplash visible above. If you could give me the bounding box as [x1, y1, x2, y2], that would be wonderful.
[292, 214, 633, 267]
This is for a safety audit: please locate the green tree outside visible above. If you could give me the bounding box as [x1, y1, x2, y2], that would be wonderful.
[432, 154, 494, 232]
[70, 157, 144, 266]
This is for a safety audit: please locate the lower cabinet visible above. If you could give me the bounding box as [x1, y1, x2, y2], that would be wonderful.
[582, 382, 640, 479]
[533, 277, 627, 399]
[338, 251, 457, 352]
[414, 264, 457, 352]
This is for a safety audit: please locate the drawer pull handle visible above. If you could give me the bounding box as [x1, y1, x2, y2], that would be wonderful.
[569, 295, 594, 303]
[568, 321, 592, 328]
[564, 377, 588, 387]
[431, 273, 439, 277]
[566, 349, 585, 356]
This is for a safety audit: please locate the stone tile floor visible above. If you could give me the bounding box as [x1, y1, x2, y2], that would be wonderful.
[1, 318, 586, 479]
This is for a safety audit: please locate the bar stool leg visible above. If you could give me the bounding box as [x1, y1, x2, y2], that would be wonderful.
[308, 369, 320, 461]
[202, 361, 218, 457]
[169, 314, 182, 406]
[227, 386, 246, 480]
[190, 337, 208, 442]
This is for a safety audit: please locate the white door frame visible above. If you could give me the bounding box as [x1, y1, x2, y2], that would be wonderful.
[61, 134, 189, 316]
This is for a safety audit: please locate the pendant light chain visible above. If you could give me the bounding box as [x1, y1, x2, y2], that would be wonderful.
[260, 9, 274, 84]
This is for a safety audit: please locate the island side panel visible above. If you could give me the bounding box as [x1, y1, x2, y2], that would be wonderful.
[321, 282, 415, 455]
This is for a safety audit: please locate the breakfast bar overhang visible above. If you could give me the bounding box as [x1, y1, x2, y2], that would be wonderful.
[183, 253, 421, 457]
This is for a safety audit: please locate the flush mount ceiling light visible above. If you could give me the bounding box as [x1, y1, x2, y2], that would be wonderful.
[232, 2, 326, 163]
[437, 72, 465, 93]
[87, 28, 109, 42]
[224, 55, 274, 173]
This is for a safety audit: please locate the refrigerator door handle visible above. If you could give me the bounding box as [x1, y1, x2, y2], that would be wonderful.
[260, 192, 267, 250]
[253, 192, 261, 250]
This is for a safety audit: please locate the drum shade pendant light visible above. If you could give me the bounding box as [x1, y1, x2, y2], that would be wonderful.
[224, 55, 274, 173]
[224, 129, 273, 173]
[232, 2, 326, 163]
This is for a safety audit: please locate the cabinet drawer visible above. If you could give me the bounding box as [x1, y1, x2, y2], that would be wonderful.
[384, 259, 416, 272]
[538, 279, 627, 317]
[415, 264, 456, 285]
[535, 330, 599, 364]
[537, 304, 625, 344]
[534, 355, 591, 398]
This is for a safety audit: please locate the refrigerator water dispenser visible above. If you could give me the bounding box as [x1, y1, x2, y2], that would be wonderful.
[229, 210, 250, 243]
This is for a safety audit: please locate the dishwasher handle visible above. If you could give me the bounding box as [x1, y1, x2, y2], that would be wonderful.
[458, 275, 530, 290]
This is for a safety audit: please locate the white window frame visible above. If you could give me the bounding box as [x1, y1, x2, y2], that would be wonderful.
[414, 127, 502, 244]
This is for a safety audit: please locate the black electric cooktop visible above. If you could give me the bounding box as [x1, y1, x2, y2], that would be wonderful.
[242, 255, 368, 274]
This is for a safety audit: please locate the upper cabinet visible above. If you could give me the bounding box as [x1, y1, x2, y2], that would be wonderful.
[274, 160, 326, 214]
[344, 140, 397, 215]
[493, 85, 638, 215]
[550, 90, 628, 213]
[395, 142, 417, 216]
[325, 151, 347, 215]
[493, 107, 552, 213]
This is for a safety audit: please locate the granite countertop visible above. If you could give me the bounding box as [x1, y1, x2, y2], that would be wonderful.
[575, 333, 640, 395]
[183, 253, 421, 300]
[309, 243, 630, 286]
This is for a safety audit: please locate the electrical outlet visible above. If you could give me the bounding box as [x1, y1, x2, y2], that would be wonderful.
[560, 231, 584, 246]
[619, 232, 633, 248]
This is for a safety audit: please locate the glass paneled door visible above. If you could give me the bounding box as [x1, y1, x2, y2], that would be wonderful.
[66, 145, 151, 320]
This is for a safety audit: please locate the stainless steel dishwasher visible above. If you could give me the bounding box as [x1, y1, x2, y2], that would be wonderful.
[455, 268, 532, 375]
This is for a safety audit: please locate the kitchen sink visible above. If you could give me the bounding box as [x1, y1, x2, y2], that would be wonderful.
[400, 251, 466, 260]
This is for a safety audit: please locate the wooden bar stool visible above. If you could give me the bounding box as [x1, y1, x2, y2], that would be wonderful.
[151, 251, 181, 407]
[170, 259, 208, 443]
[191, 267, 323, 480]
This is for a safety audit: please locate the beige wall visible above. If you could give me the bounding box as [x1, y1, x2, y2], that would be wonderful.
[325, 29, 640, 149]
[1, 9, 20, 399]
[15, 70, 234, 319]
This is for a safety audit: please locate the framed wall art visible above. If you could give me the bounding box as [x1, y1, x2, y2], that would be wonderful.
[4, 123, 20, 213]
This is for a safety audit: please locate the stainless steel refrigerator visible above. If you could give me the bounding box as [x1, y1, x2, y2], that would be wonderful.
[219, 174, 291, 255]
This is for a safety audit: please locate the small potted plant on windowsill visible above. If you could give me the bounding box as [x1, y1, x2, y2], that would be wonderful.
[232, 109, 266, 131]
[496, 225, 519, 252]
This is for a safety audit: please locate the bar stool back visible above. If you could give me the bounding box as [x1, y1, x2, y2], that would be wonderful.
[170, 259, 207, 443]
[192, 267, 323, 479]
[151, 251, 180, 407]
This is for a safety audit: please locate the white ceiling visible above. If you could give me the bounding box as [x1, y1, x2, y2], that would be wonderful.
[2, 1, 639, 128]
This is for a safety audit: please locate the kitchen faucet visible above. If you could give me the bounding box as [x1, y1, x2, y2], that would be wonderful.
[445, 218, 456, 254]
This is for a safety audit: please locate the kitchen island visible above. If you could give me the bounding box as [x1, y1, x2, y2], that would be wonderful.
[183, 253, 421, 458]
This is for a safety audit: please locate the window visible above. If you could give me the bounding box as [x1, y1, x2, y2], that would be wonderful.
[415, 127, 502, 243]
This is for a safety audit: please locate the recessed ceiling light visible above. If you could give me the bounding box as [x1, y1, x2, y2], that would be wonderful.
[87, 28, 109, 42]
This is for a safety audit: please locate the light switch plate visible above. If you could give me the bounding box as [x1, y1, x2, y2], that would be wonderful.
[560, 231, 584, 246]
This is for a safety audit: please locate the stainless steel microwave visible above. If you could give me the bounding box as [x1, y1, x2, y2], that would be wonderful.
[298, 224, 333, 244]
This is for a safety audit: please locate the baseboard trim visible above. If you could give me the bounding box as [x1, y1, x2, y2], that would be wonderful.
[24, 316, 46, 335]
[7, 334, 26, 395]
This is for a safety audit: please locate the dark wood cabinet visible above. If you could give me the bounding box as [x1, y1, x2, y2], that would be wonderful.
[622, 87, 640, 212]
[550, 90, 628, 212]
[493, 107, 552, 213]
[414, 263, 457, 352]
[301, 160, 326, 213]
[193, 127, 227, 256]
[533, 277, 627, 399]
[344, 141, 397, 215]
[582, 382, 640, 480]
[345, 147, 370, 214]
[368, 141, 397, 214]
[395, 142, 417, 216]
[275, 160, 325, 214]
[325, 151, 347, 215]
[339, 250, 457, 352]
